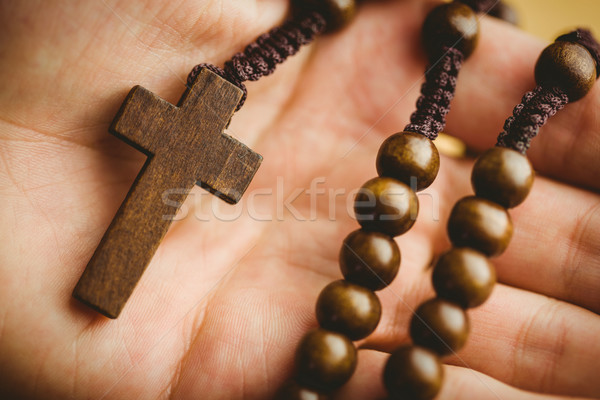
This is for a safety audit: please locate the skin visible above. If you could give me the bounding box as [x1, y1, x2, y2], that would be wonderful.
[0, 1, 599, 399]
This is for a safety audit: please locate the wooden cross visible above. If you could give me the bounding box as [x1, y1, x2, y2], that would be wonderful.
[73, 69, 262, 319]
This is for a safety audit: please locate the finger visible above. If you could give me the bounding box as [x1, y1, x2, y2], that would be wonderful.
[419, 153, 600, 314]
[446, 16, 600, 190]
[381, 154, 600, 314]
[449, 285, 600, 397]
[414, 151, 600, 313]
[334, 349, 388, 400]
[335, 350, 592, 400]
[365, 156, 600, 395]
[437, 365, 593, 400]
[496, 174, 600, 313]
[437, 154, 600, 313]
[369, 282, 600, 397]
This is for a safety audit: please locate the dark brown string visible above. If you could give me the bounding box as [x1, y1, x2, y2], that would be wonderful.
[496, 28, 600, 154]
[496, 86, 569, 154]
[404, 0, 513, 140]
[404, 47, 464, 140]
[187, 11, 327, 111]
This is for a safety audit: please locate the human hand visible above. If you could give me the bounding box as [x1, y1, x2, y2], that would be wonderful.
[0, 1, 598, 399]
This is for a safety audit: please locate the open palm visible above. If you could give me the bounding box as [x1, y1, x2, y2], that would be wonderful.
[1, 1, 599, 399]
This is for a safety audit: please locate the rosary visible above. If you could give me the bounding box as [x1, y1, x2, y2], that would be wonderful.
[70, 0, 600, 399]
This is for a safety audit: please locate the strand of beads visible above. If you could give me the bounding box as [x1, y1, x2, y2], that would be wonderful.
[276, 1, 486, 398]
[383, 30, 599, 400]
[373, 2, 487, 398]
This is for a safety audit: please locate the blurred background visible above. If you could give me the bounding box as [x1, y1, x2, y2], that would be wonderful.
[504, 0, 600, 40]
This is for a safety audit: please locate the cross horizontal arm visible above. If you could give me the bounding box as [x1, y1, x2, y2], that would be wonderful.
[110, 86, 177, 154]
[196, 133, 263, 204]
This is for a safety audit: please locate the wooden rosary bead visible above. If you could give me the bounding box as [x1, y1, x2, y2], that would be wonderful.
[447, 196, 513, 257]
[471, 147, 534, 208]
[432, 248, 496, 308]
[383, 345, 444, 400]
[292, 0, 356, 31]
[422, 2, 480, 62]
[275, 381, 328, 400]
[354, 177, 419, 237]
[376, 131, 441, 192]
[295, 329, 357, 392]
[410, 298, 470, 355]
[339, 229, 401, 291]
[316, 280, 382, 340]
[535, 41, 597, 101]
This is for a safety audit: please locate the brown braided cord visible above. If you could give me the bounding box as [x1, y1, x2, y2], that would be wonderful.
[404, 47, 464, 140]
[496, 28, 600, 153]
[496, 86, 569, 154]
[187, 11, 326, 111]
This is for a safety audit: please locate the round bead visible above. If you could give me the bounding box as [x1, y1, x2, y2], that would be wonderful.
[447, 196, 513, 257]
[292, 0, 356, 31]
[432, 248, 496, 308]
[422, 2, 480, 61]
[471, 147, 534, 208]
[383, 345, 444, 400]
[535, 41, 597, 101]
[295, 329, 357, 392]
[354, 177, 419, 237]
[410, 298, 470, 355]
[376, 131, 441, 192]
[316, 280, 382, 340]
[275, 381, 328, 400]
[339, 229, 401, 291]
